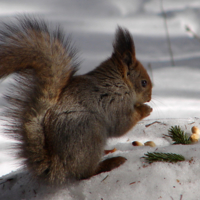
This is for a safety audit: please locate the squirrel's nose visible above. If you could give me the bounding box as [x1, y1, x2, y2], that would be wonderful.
[147, 95, 151, 102]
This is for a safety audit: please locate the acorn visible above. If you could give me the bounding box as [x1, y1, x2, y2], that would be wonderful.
[191, 126, 200, 135]
[144, 141, 156, 147]
[132, 141, 143, 146]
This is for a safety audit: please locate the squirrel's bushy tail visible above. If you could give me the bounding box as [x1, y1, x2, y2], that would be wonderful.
[0, 17, 77, 183]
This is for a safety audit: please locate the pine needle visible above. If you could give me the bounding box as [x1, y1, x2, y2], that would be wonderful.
[168, 126, 192, 145]
[143, 152, 185, 163]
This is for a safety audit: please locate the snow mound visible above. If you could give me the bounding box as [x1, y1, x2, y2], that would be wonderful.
[1, 118, 200, 200]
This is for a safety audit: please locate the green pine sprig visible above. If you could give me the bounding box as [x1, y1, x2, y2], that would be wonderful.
[167, 126, 192, 145]
[143, 152, 185, 163]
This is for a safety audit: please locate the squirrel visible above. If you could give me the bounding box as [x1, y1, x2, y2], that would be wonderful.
[0, 16, 152, 185]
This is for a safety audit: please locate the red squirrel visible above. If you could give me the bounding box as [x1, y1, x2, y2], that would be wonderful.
[0, 17, 152, 184]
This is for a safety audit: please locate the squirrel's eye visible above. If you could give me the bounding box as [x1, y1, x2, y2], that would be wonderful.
[141, 80, 147, 87]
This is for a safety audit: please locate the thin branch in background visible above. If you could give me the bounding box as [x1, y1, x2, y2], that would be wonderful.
[160, 0, 175, 66]
[185, 25, 200, 43]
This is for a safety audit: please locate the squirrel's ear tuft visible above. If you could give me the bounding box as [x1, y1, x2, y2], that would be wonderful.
[113, 26, 136, 68]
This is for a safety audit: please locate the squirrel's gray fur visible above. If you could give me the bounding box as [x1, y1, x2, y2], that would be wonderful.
[0, 16, 152, 184]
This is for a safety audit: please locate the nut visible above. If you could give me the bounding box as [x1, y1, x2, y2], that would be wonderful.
[144, 141, 156, 147]
[132, 141, 143, 146]
[191, 126, 200, 134]
[190, 133, 199, 143]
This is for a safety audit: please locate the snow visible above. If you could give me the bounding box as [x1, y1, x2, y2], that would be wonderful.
[1, 0, 200, 199]
[2, 119, 200, 200]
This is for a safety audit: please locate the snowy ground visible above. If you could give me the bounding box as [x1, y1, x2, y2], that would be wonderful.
[0, 0, 200, 199]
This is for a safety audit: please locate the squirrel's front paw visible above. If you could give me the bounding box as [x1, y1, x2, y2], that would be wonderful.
[135, 104, 153, 118]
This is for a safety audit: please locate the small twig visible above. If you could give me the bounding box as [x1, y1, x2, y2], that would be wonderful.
[101, 175, 109, 182]
[163, 134, 171, 138]
[160, 0, 175, 66]
[143, 152, 185, 163]
[145, 121, 167, 127]
[168, 126, 192, 144]
[188, 121, 195, 125]
[129, 181, 140, 185]
[185, 25, 200, 42]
